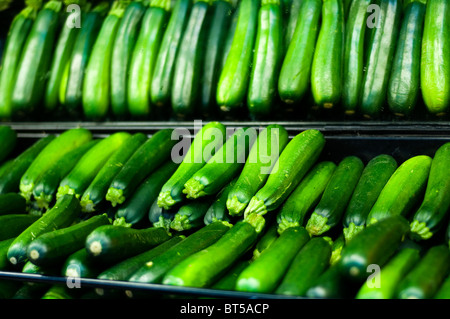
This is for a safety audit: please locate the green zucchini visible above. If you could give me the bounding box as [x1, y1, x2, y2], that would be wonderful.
[106, 128, 176, 207]
[366, 155, 432, 226]
[355, 247, 421, 299]
[276, 161, 336, 234]
[275, 237, 332, 296]
[310, 0, 344, 109]
[235, 226, 310, 293]
[0, 126, 16, 163]
[0, 6, 36, 120]
[227, 124, 289, 217]
[387, 1, 426, 117]
[12, 284, 48, 300]
[170, 197, 215, 232]
[447, 220, 450, 248]
[434, 274, 450, 299]
[216, 0, 260, 113]
[0, 214, 39, 241]
[343, 154, 398, 243]
[82, 1, 127, 121]
[220, 4, 239, 70]
[330, 233, 345, 265]
[7, 194, 81, 266]
[41, 285, 75, 300]
[203, 178, 236, 225]
[128, 0, 171, 119]
[19, 128, 92, 201]
[410, 143, 450, 241]
[157, 121, 227, 210]
[171, 0, 212, 118]
[305, 264, 348, 299]
[278, 0, 321, 105]
[183, 127, 256, 199]
[149, 198, 177, 230]
[0, 281, 22, 299]
[0, 238, 17, 270]
[211, 260, 252, 291]
[283, 0, 302, 51]
[396, 245, 450, 299]
[26, 214, 111, 267]
[0, 193, 27, 216]
[359, 0, 402, 118]
[252, 221, 278, 259]
[11, 1, 63, 118]
[420, 0, 450, 116]
[80, 133, 147, 213]
[338, 215, 410, 282]
[62, 248, 102, 278]
[110, 1, 146, 119]
[306, 156, 364, 236]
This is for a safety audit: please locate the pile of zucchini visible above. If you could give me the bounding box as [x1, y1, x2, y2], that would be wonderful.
[0, 123, 449, 299]
[0, 0, 448, 121]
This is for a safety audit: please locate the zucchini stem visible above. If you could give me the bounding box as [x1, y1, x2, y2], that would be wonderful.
[305, 212, 331, 236]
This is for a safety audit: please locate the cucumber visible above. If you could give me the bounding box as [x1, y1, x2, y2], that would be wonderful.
[410, 143, 450, 241]
[235, 226, 310, 293]
[110, 1, 146, 119]
[227, 124, 289, 217]
[275, 237, 332, 296]
[0, 238, 17, 270]
[203, 179, 236, 225]
[343, 154, 398, 243]
[0, 6, 36, 120]
[171, 0, 212, 118]
[157, 121, 227, 210]
[170, 197, 215, 232]
[216, 0, 260, 113]
[396, 245, 450, 299]
[434, 274, 450, 299]
[305, 264, 348, 299]
[387, 1, 426, 117]
[0, 193, 27, 216]
[62, 248, 102, 278]
[128, 0, 171, 119]
[7, 194, 81, 266]
[306, 156, 364, 237]
[0, 126, 16, 163]
[355, 247, 421, 299]
[19, 128, 92, 201]
[359, 0, 402, 118]
[338, 215, 411, 282]
[150, 0, 193, 107]
[420, 0, 450, 116]
[276, 161, 336, 234]
[11, 1, 63, 118]
[127, 221, 232, 289]
[252, 221, 278, 259]
[106, 129, 177, 207]
[80, 133, 147, 213]
[0, 214, 39, 241]
[278, 0, 321, 105]
[183, 127, 256, 199]
[366, 155, 432, 226]
[342, 0, 371, 115]
[243, 129, 325, 221]
[283, 0, 302, 51]
[310, 0, 344, 109]
[26, 214, 111, 267]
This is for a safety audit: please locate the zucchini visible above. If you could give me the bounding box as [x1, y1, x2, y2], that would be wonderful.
[342, 0, 371, 115]
[247, 0, 284, 118]
[276, 161, 336, 234]
[41, 285, 75, 300]
[0, 193, 27, 215]
[211, 260, 252, 291]
[0, 126, 16, 163]
[7, 194, 81, 266]
[330, 233, 345, 265]
[0, 281, 21, 299]
[127, 221, 232, 289]
[420, 0, 450, 116]
[305, 264, 348, 299]
[227, 124, 289, 217]
[149, 199, 177, 230]
[306, 156, 364, 236]
[396, 245, 450, 299]
[106, 128, 177, 207]
[110, 1, 146, 119]
[19, 128, 92, 201]
[355, 247, 421, 299]
[275, 237, 332, 296]
[366, 155, 432, 226]
[278, 0, 321, 105]
[283, 0, 302, 51]
[0, 6, 36, 120]
[235, 226, 310, 293]
[183, 127, 256, 199]
[170, 197, 215, 232]
[252, 221, 278, 259]
[203, 178, 236, 225]
[150, 0, 193, 107]
[62, 248, 102, 278]
[338, 215, 410, 282]
[387, 1, 426, 117]
[80, 133, 147, 213]
[11, 1, 63, 118]
[82, 1, 127, 121]
[216, 0, 260, 113]
[0, 238, 17, 270]
[157, 121, 227, 210]
[128, 0, 171, 119]
[359, 0, 402, 118]
[310, 0, 344, 109]
[171, 0, 212, 118]
[56, 132, 131, 200]
[343, 154, 398, 243]
[243, 129, 325, 220]
[26, 214, 111, 267]
[220, 4, 239, 70]
[434, 274, 450, 299]
[0, 214, 39, 241]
